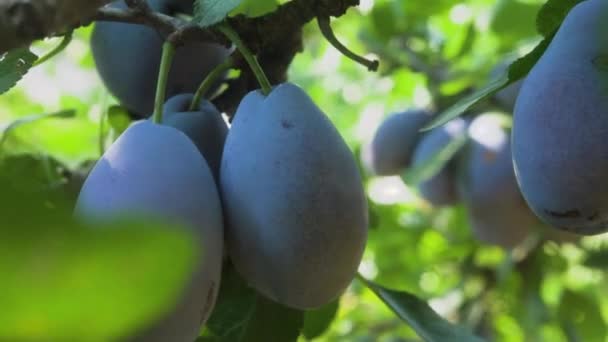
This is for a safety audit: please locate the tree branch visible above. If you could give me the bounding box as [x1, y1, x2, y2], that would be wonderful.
[1, 0, 361, 116]
[0, 0, 112, 53]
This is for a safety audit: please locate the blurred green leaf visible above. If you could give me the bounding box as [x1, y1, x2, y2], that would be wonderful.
[0, 110, 76, 151]
[491, 0, 541, 45]
[558, 290, 606, 342]
[107, 105, 132, 135]
[582, 245, 608, 269]
[402, 0, 461, 18]
[453, 22, 476, 59]
[194, 0, 243, 27]
[423, 35, 553, 131]
[0, 154, 65, 193]
[0, 48, 38, 95]
[358, 275, 486, 342]
[536, 0, 584, 37]
[240, 296, 304, 342]
[422, 77, 506, 132]
[370, 2, 401, 41]
[302, 299, 340, 340]
[0, 206, 199, 340]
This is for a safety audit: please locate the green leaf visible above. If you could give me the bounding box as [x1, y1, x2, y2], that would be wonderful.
[194, 0, 244, 27]
[241, 296, 304, 342]
[231, 0, 278, 17]
[558, 291, 606, 342]
[107, 105, 132, 135]
[0, 110, 76, 152]
[205, 265, 258, 341]
[0, 48, 38, 95]
[536, 0, 583, 37]
[423, 36, 553, 131]
[401, 128, 468, 186]
[358, 276, 486, 342]
[302, 299, 340, 340]
[204, 265, 304, 342]
[0, 208, 199, 341]
[491, 0, 541, 45]
[0, 154, 65, 193]
[506, 35, 553, 81]
[422, 78, 506, 132]
[582, 245, 608, 269]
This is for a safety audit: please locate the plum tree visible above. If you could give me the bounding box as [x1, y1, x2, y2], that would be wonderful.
[91, 0, 230, 117]
[512, 0, 608, 235]
[162, 94, 228, 181]
[458, 113, 534, 248]
[369, 109, 432, 176]
[411, 118, 467, 206]
[74, 121, 224, 342]
[220, 83, 368, 310]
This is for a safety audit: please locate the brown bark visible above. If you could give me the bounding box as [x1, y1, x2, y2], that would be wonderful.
[0, 0, 112, 53]
[0, 0, 361, 115]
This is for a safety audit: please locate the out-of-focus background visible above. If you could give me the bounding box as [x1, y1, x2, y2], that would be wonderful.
[2, 0, 608, 341]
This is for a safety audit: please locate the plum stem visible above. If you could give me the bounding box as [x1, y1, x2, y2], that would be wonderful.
[33, 30, 73, 67]
[217, 21, 272, 96]
[317, 16, 379, 72]
[152, 41, 175, 124]
[189, 57, 234, 111]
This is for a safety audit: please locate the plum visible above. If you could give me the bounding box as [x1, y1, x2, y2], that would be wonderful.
[458, 113, 535, 248]
[411, 118, 467, 206]
[74, 121, 223, 342]
[91, 0, 230, 117]
[512, 0, 608, 235]
[369, 109, 432, 175]
[162, 94, 228, 181]
[220, 83, 368, 309]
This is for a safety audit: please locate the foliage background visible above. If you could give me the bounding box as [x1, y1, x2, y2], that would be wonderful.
[2, 0, 608, 341]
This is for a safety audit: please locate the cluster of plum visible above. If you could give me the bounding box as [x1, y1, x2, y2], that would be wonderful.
[370, 0, 608, 246]
[368, 109, 544, 248]
[73, 1, 369, 341]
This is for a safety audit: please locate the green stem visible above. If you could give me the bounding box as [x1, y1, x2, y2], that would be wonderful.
[33, 31, 73, 67]
[217, 22, 272, 95]
[153, 41, 176, 124]
[317, 16, 379, 72]
[189, 57, 234, 111]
